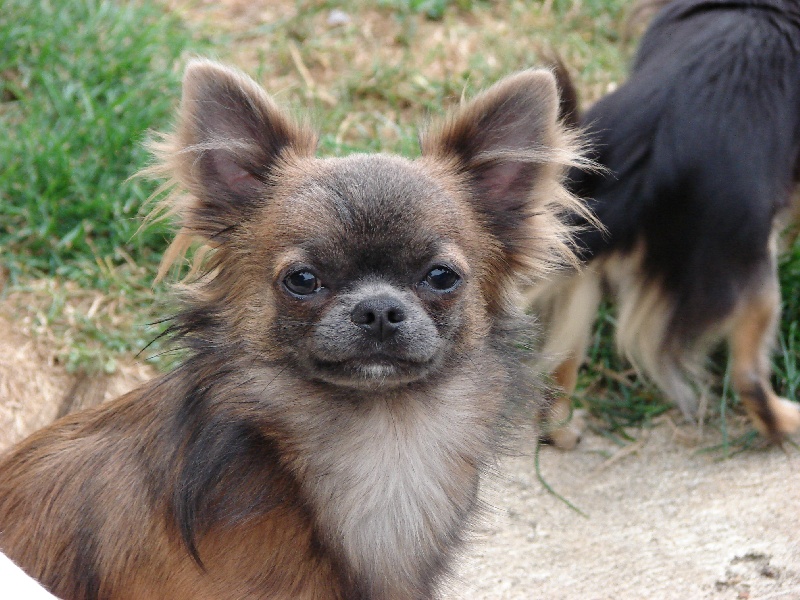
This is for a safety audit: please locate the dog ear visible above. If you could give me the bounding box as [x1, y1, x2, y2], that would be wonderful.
[164, 59, 317, 241]
[420, 70, 570, 267]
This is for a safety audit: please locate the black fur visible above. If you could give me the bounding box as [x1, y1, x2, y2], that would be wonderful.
[569, 0, 800, 346]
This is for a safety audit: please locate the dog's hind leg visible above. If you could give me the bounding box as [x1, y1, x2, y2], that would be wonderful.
[528, 267, 603, 449]
[543, 357, 586, 450]
[728, 271, 800, 441]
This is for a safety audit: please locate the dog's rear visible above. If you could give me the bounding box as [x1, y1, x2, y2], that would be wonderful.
[531, 0, 800, 445]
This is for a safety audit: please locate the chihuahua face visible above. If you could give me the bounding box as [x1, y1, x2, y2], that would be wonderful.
[264, 156, 484, 390]
[155, 59, 582, 399]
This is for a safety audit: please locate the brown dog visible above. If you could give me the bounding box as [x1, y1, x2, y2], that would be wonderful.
[0, 59, 582, 599]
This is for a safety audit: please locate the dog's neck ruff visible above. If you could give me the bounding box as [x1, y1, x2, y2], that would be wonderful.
[268, 370, 505, 596]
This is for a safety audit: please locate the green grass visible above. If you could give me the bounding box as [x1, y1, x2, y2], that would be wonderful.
[0, 0, 201, 370]
[0, 0, 197, 285]
[378, 0, 484, 20]
[777, 237, 800, 397]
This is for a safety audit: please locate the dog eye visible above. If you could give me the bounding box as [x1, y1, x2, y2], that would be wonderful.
[423, 266, 461, 292]
[284, 270, 322, 296]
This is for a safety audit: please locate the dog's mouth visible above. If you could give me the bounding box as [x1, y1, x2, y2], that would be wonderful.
[311, 353, 438, 388]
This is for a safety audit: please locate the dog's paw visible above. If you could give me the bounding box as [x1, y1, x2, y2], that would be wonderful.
[541, 409, 586, 450]
[748, 394, 800, 441]
[772, 397, 800, 435]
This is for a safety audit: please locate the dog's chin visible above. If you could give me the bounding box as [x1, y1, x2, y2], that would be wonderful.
[309, 355, 439, 390]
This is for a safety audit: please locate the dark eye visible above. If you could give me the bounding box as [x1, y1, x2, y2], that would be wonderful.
[423, 266, 461, 292]
[284, 270, 322, 296]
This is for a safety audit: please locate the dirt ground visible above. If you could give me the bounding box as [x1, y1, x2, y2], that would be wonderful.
[451, 427, 800, 600]
[0, 315, 155, 448]
[1, 315, 798, 599]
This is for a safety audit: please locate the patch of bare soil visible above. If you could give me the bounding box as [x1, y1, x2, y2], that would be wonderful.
[450, 425, 800, 599]
[0, 314, 154, 448]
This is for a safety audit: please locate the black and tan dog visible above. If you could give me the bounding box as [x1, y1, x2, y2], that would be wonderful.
[0, 60, 582, 599]
[530, 0, 800, 448]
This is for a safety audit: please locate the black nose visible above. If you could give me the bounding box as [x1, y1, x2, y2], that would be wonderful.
[350, 295, 406, 342]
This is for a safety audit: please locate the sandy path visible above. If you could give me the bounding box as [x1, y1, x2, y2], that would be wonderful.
[452, 425, 800, 599]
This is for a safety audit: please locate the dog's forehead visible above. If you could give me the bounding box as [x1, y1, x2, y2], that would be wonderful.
[299, 154, 449, 220]
[276, 154, 465, 272]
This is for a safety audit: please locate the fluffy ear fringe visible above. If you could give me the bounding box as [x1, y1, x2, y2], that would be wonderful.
[479, 136, 601, 286]
[138, 59, 317, 283]
[421, 69, 602, 285]
[507, 140, 599, 285]
[138, 134, 216, 284]
[139, 62, 601, 286]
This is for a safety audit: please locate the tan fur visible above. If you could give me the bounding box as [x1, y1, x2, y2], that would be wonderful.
[524, 267, 602, 449]
[530, 231, 800, 447]
[0, 386, 342, 600]
[544, 359, 584, 450]
[729, 277, 800, 439]
[0, 59, 583, 599]
[601, 244, 706, 417]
